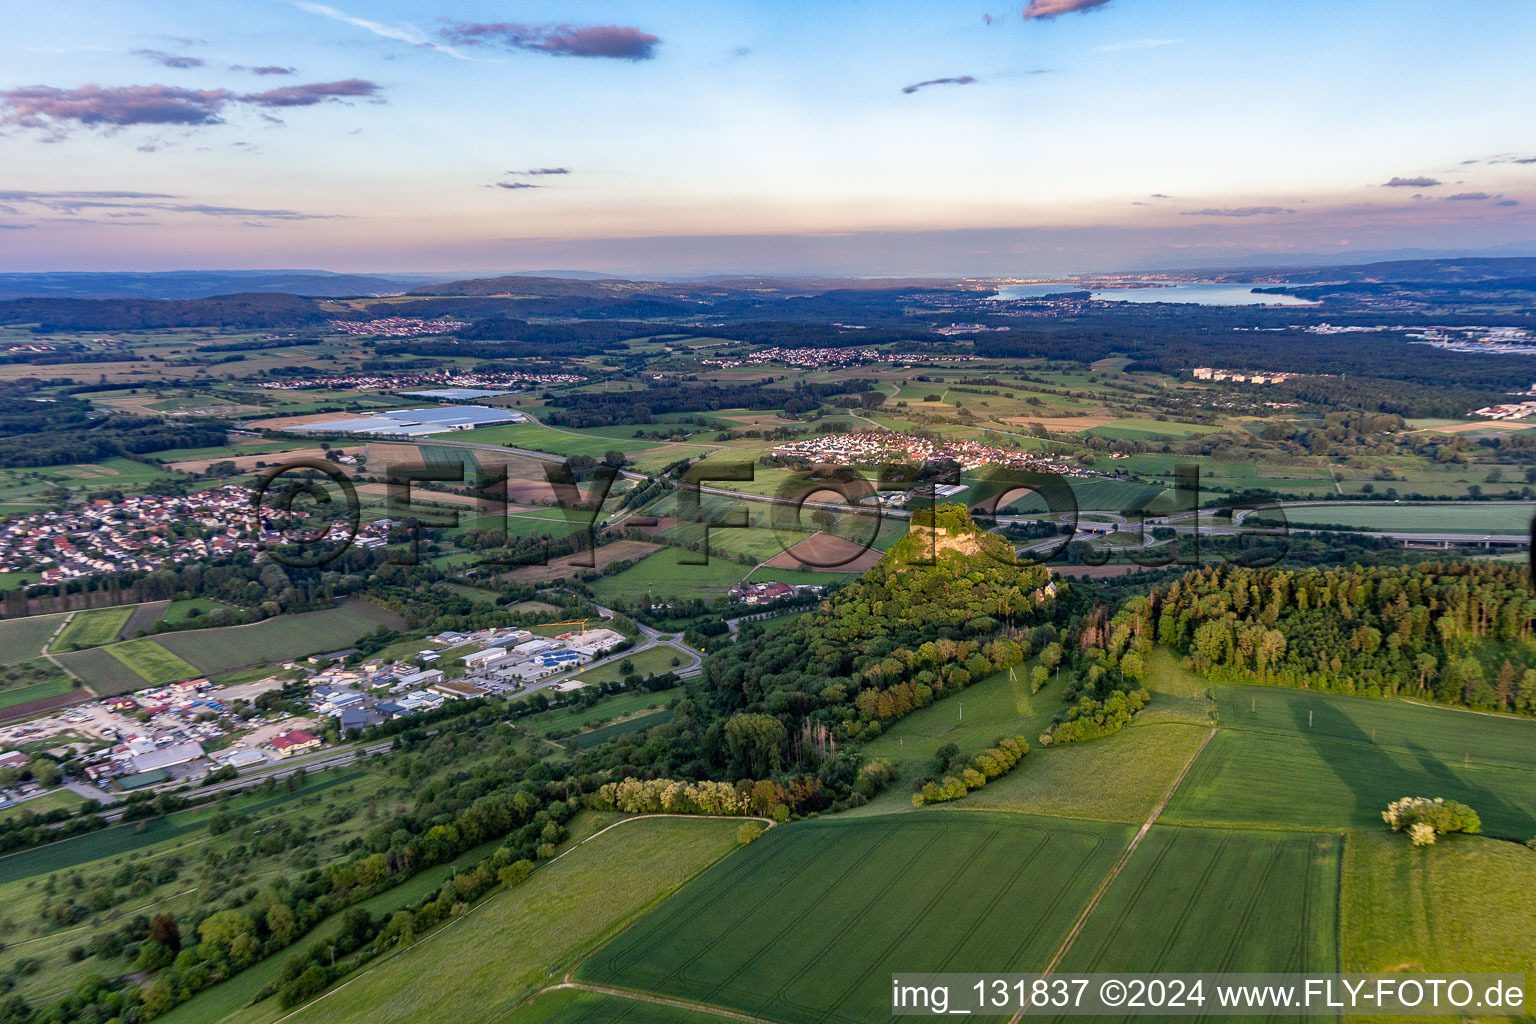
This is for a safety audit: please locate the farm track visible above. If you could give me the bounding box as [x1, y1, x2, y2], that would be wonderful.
[1009, 726, 1217, 1022]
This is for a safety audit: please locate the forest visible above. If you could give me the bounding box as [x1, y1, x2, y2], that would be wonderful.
[1148, 562, 1536, 712]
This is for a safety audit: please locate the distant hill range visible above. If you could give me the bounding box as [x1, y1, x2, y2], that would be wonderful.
[0, 270, 459, 302]
[1199, 255, 1536, 286]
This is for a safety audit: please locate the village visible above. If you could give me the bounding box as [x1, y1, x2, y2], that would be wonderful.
[0, 485, 388, 584]
[770, 429, 1094, 476]
[256, 368, 586, 391]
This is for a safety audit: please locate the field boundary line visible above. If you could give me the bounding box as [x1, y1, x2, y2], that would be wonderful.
[267, 813, 761, 1024]
[1009, 725, 1217, 1023]
[542, 981, 785, 1024]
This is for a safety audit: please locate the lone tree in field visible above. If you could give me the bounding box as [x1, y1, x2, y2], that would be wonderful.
[1382, 797, 1481, 845]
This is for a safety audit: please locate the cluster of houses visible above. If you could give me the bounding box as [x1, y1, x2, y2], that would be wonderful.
[1472, 400, 1536, 420]
[1190, 367, 1298, 385]
[0, 485, 387, 585]
[726, 581, 796, 605]
[772, 430, 1089, 476]
[326, 316, 470, 337]
[256, 369, 586, 391]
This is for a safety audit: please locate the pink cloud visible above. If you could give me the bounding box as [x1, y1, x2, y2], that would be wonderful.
[1022, 0, 1114, 20]
[440, 22, 659, 60]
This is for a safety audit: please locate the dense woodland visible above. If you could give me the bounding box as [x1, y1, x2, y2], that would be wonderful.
[1149, 562, 1536, 712]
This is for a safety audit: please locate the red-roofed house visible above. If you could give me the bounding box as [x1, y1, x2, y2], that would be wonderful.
[269, 730, 321, 758]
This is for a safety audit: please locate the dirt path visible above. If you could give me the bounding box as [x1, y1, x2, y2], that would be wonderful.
[1009, 726, 1218, 1022]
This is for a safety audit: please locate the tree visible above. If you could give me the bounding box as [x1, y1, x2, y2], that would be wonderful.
[722, 713, 787, 776]
[196, 909, 255, 958]
[27, 757, 60, 787]
[149, 912, 181, 950]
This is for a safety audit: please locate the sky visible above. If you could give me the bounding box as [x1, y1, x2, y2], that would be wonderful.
[1, 0, 1534, 277]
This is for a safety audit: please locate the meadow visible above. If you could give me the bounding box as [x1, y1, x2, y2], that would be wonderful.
[577, 813, 1131, 1024]
[589, 547, 750, 604]
[524, 685, 683, 738]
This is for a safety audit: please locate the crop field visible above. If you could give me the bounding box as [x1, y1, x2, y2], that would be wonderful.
[276, 817, 743, 1024]
[505, 538, 659, 584]
[50, 606, 134, 651]
[1274, 502, 1533, 534]
[998, 479, 1168, 515]
[153, 601, 404, 674]
[54, 644, 153, 694]
[0, 612, 68, 665]
[1341, 829, 1536, 977]
[0, 674, 76, 709]
[764, 531, 885, 572]
[1054, 827, 1340, 977]
[503, 990, 724, 1024]
[665, 522, 814, 563]
[1087, 418, 1224, 441]
[1160, 728, 1536, 839]
[590, 547, 749, 604]
[1211, 683, 1536, 771]
[106, 637, 201, 686]
[577, 813, 1131, 1024]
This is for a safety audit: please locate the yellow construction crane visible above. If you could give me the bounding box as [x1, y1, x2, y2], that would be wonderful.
[536, 618, 588, 639]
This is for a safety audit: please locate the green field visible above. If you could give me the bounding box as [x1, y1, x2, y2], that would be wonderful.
[1271, 502, 1533, 534]
[53, 645, 153, 694]
[1088, 418, 1224, 441]
[50, 606, 134, 652]
[154, 601, 403, 674]
[106, 637, 201, 686]
[276, 817, 743, 1024]
[1341, 830, 1536, 978]
[159, 597, 228, 624]
[590, 547, 749, 604]
[502, 990, 725, 1024]
[1211, 683, 1536, 772]
[0, 789, 87, 822]
[1161, 728, 1536, 840]
[450, 422, 653, 457]
[578, 813, 1131, 1024]
[526, 686, 683, 738]
[0, 674, 76, 709]
[929, 724, 1214, 824]
[0, 613, 68, 666]
[1056, 826, 1340, 974]
[562, 647, 681, 689]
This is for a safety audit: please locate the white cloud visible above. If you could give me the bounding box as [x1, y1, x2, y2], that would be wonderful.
[291, 2, 480, 60]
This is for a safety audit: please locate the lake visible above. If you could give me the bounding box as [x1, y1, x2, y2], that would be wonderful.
[987, 282, 1318, 306]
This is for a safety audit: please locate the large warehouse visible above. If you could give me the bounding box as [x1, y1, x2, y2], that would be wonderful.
[304, 405, 526, 437]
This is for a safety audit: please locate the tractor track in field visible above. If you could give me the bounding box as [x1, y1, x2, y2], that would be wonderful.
[1009, 726, 1217, 1022]
[532, 982, 784, 1024]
